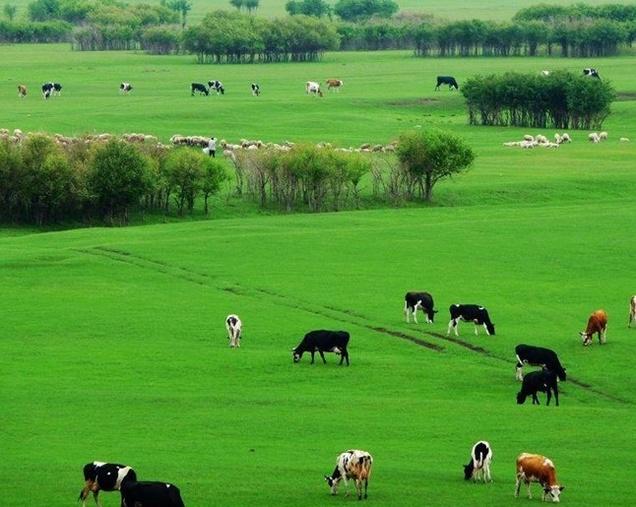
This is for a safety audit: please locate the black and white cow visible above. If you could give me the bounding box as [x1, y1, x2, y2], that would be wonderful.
[463, 441, 493, 482]
[225, 314, 242, 348]
[435, 76, 459, 90]
[79, 461, 136, 507]
[515, 344, 566, 382]
[251, 83, 260, 96]
[583, 68, 600, 79]
[404, 291, 437, 324]
[120, 82, 133, 94]
[516, 369, 559, 406]
[325, 450, 373, 500]
[447, 304, 495, 336]
[292, 330, 350, 365]
[191, 82, 209, 96]
[42, 82, 62, 99]
[208, 80, 225, 95]
[120, 480, 185, 507]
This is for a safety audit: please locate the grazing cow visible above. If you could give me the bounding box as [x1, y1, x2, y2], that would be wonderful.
[120, 480, 185, 507]
[191, 82, 209, 96]
[583, 67, 600, 79]
[579, 309, 608, 346]
[463, 441, 493, 482]
[79, 461, 136, 507]
[404, 291, 437, 324]
[447, 304, 495, 336]
[629, 296, 636, 327]
[42, 82, 62, 99]
[305, 81, 323, 97]
[17, 84, 27, 97]
[292, 330, 349, 365]
[325, 450, 373, 500]
[515, 344, 566, 381]
[515, 453, 564, 503]
[541, 70, 551, 76]
[516, 369, 559, 406]
[251, 83, 260, 96]
[225, 314, 242, 348]
[120, 82, 133, 94]
[435, 76, 459, 90]
[208, 80, 225, 95]
[326, 79, 343, 91]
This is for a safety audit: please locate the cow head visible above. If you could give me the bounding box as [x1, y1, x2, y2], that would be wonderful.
[292, 348, 302, 363]
[516, 391, 527, 404]
[486, 322, 496, 335]
[579, 332, 591, 346]
[543, 485, 564, 503]
[324, 475, 341, 495]
[427, 309, 439, 323]
[463, 462, 475, 480]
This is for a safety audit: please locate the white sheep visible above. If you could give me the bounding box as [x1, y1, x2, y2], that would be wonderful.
[619, 137, 630, 142]
[503, 141, 521, 147]
[588, 133, 600, 143]
[520, 140, 535, 149]
[523, 135, 535, 142]
[561, 133, 571, 143]
[535, 134, 549, 144]
[599, 131, 608, 141]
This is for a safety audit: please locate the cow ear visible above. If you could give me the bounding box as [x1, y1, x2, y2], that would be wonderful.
[559, 486, 565, 491]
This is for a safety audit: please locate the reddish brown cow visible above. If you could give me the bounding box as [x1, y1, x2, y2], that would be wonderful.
[325, 79, 343, 91]
[18, 84, 27, 97]
[515, 453, 564, 503]
[629, 296, 636, 327]
[579, 309, 608, 345]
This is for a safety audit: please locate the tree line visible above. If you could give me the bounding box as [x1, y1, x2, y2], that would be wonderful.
[461, 71, 615, 130]
[0, 135, 227, 225]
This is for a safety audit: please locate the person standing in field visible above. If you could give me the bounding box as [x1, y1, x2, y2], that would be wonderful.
[208, 136, 217, 158]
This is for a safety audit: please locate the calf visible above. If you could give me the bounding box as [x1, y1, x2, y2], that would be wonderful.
[325, 449, 373, 500]
[17, 84, 27, 97]
[208, 80, 225, 95]
[251, 83, 260, 96]
[516, 369, 559, 406]
[515, 344, 566, 382]
[191, 82, 208, 96]
[79, 461, 136, 507]
[404, 291, 437, 324]
[326, 79, 343, 91]
[292, 330, 349, 365]
[120, 480, 185, 507]
[120, 82, 133, 94]
[515, 453, 564, 503]
[463, 441, 493, 482]
[579, 309, 607, 345]
[629, 295, 636, 327]
[583, 67, 600, 79]
[225, 314, 242, 348]
[447, 304, 495, 336]
[435, 76, 459, 90]
[306, 81, 323, 97]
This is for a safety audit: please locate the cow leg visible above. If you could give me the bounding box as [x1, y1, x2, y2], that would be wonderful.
[364, 477, 368, 499]
[413, 302, 421, 324]
[310, 350, 315, 364]
[601, 325, 607, 344]
[526, 481, 533, 499]
[546, 388, 552, 406]
[92, 490, 102, 507]
[514, 475, 522, 497]
[474, 323, 479, 335]
[515, 358, 524, 381]
[447, 319, 458, 336]
[553, 386, 559, 407]
[532, 393, 539, 405]
[485, 463, 492, 482]
[318, 350, 327, 364]
[404, 301, 410, 323]
[484, 323, 490, 335]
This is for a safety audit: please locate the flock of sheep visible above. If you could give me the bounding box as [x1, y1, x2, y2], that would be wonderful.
[504, 130, 630, 149]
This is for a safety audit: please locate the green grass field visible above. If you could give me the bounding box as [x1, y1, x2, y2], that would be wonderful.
[1, 40, 636, 506]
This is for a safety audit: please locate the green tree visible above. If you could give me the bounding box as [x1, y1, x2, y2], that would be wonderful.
[334, 0, 398, 22]
[244, 0, 259, 14]
[396, 129, 474, 202]
[229, 0, 244, 11]
[286, 0, 331, 18]
[201, 158, 228, 215]
[166, 0, 192, 28]
[3, 3, 17, 21]
[27, 0, 60, 21]
[164, 148, 206, 215]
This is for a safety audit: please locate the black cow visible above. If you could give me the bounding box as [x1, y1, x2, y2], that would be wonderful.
[251, 83, 260, 96]
[191, 82, 209, 96]
[42, 82, 62, 99]
[120, 481, 185, 507]
[515, 344, 566, 382]
[583, 68, 600, 79]
[79, 462, 136, 507]
[208, 80, 225, 95]
[435, 76, 459, 90]
[516, 369, 559, 406]
[292, 330, 350, 365]
[447, 304, 495, 336]
[404, 291, 437, 324]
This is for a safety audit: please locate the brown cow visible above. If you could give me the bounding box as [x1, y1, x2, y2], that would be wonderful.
[579, 309, 607, 345]
[18, 84, 27, 97]
[325, 79, 343, 91]
[325, 450, 373, 500]
[515, 453, 564, 503]
[629, 295, 636, 327]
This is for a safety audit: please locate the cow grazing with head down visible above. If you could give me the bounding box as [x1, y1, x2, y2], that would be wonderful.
[208, 80, 225, 95]
[448, 304, 495, 336]
[120, 82, 133, 94]
[515, 344, 566, 382]
[120, 480, 185, 507]
[251, 83, 260, 96]
[583, 67, 600, 79]
[435, 76, 459, 90]
[225, 314, 242, 348]
[18, 84, 27, 97]
[306, 81, 323, 97]
[325, 450, 373, 500]
[516, 369, 559, 406]
[629, 296, 636, 327]
[79, 461, 136, 507]
[326, 79, 343, 91]
[579, 309, 607, 346]
[191, 83, 208, 96]
[463, 441, 493, 483]
[515, 453, 564, 503]
[42, 82, 62, 99]
[404, 291, 437, 324]
[292, 330, 349, 365]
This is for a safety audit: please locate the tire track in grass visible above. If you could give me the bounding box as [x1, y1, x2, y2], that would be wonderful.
[75, 247, 631, 404]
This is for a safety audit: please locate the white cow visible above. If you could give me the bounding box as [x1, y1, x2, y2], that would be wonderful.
[305, 81, 323, 97]
[225, 314, 242, 348]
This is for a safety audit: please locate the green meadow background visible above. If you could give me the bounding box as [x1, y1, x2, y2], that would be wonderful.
[1, 14, 636, 507]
